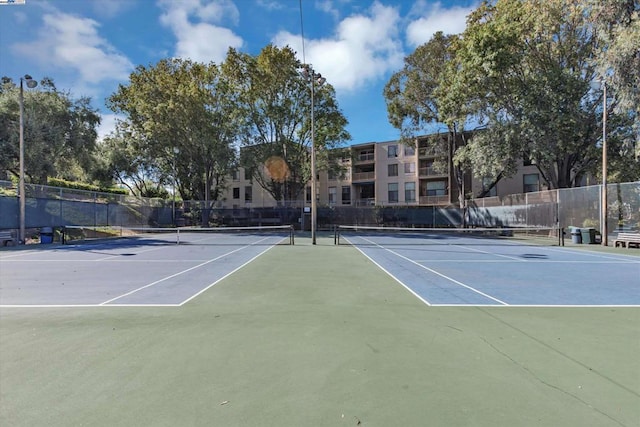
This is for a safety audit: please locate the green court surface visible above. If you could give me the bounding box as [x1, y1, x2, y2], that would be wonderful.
[1, 235, 639, 426]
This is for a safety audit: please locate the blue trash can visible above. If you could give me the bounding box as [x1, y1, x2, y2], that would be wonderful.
[40, 227, 53, 244]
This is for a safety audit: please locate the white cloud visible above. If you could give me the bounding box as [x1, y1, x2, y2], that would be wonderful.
[11, 12, 133, 84]
[158, 0, 243, 63]
[406, 1, 476, 46]
[97, 113, 120, 141]
[272, 1, 404, 92]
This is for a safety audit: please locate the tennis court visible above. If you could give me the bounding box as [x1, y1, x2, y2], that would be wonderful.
[336, 226, 640, 307]
[1, 229, 639, 426]
[0, 226, 293, 307]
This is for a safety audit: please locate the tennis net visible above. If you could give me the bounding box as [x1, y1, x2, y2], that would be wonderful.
[335, 225, 563, 246]
[62, 225, 295, 246]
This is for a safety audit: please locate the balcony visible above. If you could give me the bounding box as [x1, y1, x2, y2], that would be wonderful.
[419, 166, 448, 177]
[354, 152, 375, 163]
[418, 147, 441, 158]
[352, 171, 376, 181]
[419, 195, 450, 205]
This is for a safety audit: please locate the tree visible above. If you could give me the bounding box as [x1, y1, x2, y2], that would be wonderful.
[223, 45, 350, 205]
[452, 0, 637, 189]
[383, 32, 472, 208]
[96, 125, 169, 197]
[0, 77, 101, 184]
[588, 0, 640, 180]
[107, 58, 240, 222]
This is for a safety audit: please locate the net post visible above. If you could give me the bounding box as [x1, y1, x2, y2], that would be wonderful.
[290, 225, 294, 245]
[176, 228, 180, 245]
[61, 226, 66, 244]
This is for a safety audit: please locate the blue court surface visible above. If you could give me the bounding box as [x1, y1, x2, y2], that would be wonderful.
[341, 233, 640, 307]
[0, 232, 288, 307]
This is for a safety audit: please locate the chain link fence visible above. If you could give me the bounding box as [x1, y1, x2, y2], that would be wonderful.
[1, 180, 638, 236]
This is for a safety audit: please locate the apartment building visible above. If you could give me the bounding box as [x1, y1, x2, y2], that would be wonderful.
[221, 133, 548, 209]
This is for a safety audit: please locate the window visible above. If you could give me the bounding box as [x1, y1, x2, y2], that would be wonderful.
[341, 186, 351, 205]
[388, 145, 398, 158]
[523, 173, 539, 193]
[388, 183, 399, 203]
[358, 149, 374, 161]
[404, 145, 415, 156]
[425, 181, 446, 196]
[232, 170, 240, 181]
[244, 168, 252, 181]
[232, 187, 240, 199]
[306, 186, 311, 202]
[328, 186, 337, 205]
[482, 177, 497, 197]
[244, 186, 252, 202]
[405, 182, 416, 202]
[388, 164, 398, 177]
[404, 162, 416, 174]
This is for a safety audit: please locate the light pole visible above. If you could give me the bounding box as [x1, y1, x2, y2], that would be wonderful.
[601, 81, 607, 246]
[301, 65, 325, 245]
[172, 147, 179, 226]
[592, 79, 608, 246]
[19, 75, 38, 244]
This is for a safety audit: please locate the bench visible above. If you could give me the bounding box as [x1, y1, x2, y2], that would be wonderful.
[613, 232, 640, 249]
[0, 230, 15, 247]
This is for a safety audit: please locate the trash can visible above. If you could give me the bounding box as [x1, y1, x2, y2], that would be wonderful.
[40, 227, 53, 244]
[580, 227, 596, 244]
[570, 227, 582, 244]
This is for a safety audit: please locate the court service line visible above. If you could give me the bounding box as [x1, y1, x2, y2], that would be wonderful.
[457, 244, 524, 261]
[0, 249, 41, 259]
[179, 241, 283, 306]
[356, 236, 509, 306]
[94, 243, 180, 261]
[100, 237, 274, 305]
[347, 239, 432, 307]
[545, 246, 640, 262]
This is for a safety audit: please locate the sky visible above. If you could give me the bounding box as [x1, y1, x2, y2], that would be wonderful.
[0, 0, 478, 145]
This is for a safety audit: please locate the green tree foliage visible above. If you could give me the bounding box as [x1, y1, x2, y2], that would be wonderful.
[588, 0, 640, 181]
[107, 59, 240, 211]
[96, 126, 169, 197]
[453, 0, 638, 188]
[223, 45, 350, 204]
[0, 77, 101, 184]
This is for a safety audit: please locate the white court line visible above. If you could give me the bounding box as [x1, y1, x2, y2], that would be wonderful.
[545, 246, 640, 262]
[0, 235, 288, 309]
[413, 259, 640, 264]
[100, 236, 276, 305]
[345, 237, 432, 307]
[0, 249, 41, 259]
[2, 259, 221, 263]
[93, 243, 179, 261]
[430, 304, 640, 308]
[458, 244, 524, 261]
[354, 236, 509, 306]
[179, 241, 282, 306]
[0, 304, 180, 308]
